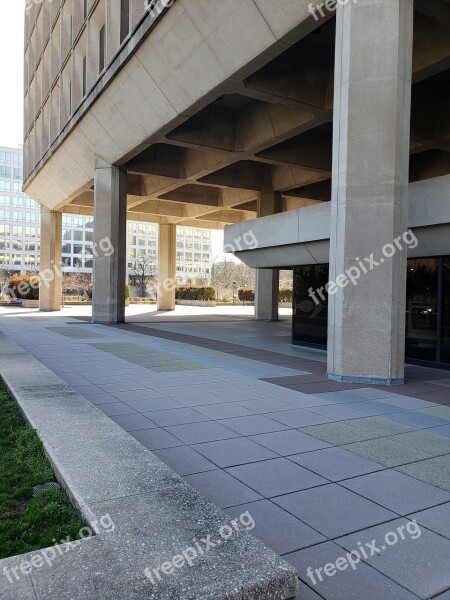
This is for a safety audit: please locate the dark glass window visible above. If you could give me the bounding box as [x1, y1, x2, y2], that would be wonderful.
[99, 25, 105, 73]
[82, 56, 87, 97]
[441, 258, 450, 365]
[406, 259, 439, 362]
[120, 0, 130, 43]
[293, 265, 329, 347]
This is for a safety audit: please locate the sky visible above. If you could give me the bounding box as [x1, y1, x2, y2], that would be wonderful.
[0, 0, 24, 149]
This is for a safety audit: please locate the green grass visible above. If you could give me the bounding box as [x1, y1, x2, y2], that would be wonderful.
[0, 379, 84, 559]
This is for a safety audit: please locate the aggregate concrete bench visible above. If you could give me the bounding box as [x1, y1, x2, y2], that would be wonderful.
[0, 333, 298, 600]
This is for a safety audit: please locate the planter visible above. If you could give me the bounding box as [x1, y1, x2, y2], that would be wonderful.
[21, 300, 39, 308]
[279, 302, 293, 308]
[176, 300, 217, 307]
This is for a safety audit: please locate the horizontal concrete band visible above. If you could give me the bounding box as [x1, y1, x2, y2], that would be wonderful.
[327, 373, 405, 386]
[225, 175, 450, 268]
[0, 332, 297, 600]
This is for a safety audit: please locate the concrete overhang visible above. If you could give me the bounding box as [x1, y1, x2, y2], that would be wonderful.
[224, 175, 450, 267]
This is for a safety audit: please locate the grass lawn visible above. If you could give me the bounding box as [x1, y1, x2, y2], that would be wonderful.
[0, 378, 84, 559]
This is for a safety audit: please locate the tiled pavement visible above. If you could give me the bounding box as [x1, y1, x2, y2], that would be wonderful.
[0, 306, 450, 600]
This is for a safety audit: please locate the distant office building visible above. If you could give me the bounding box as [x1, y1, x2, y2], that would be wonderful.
[0, 146, 211, 281]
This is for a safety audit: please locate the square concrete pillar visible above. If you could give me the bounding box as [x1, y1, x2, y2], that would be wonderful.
[255, 191, 281, 321]
[327, 0, 414, 384]
[39, 208, 62, 311]
[92, 160, 127, 324]
[157, 223, 176, 311]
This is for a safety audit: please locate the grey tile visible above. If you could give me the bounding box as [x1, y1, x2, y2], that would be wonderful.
[226, 458, 327, 498]
[315, 391, 374, 404]
[124, 397, 183, 412]
[308, 404, 367, 421]
[285, 541, 418, 600]
[273, 484, 396, 538]
[165, 421, 237, 444]
[429, 424, 450, 438]
[290, 447, 384, 482]
[82, 392, 117, 405]
[384, 410, 450, 430]
[194, 403, 254, 419]
[269, 409, 333, 428]
[340, 469, 450, 515]
[193, 437, 278, 468]
[240, 398, 300, 413]
[250, 430, 331, 456]
[144, 407, 208, 427]
[377, 395, 437, 410]
[153, 446, 217, 476]
[130, 428, 184, 450]
[294, 581, 327, 600]
[217, 415, 289, 435]
[110, 413, 157, 432]
[407, 502, 450, 539]
[97, 402, 136, 417]
[345, 388, 399, 400]
[185, 470, 262, 508]
[226, 500, 326, 555]
[337, 518, 450, 599]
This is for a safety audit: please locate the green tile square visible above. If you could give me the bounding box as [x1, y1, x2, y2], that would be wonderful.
[342, 437, 433, 467]
[396, 455, 450, 492]
[393, 430, 450, 457]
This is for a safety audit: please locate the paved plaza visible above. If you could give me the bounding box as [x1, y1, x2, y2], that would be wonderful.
[0, 305, 449, 600]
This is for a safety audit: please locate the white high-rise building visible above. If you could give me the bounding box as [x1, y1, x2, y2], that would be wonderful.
[0, 146, 212, 282]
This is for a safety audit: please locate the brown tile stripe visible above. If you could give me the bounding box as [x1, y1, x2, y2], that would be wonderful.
[70, 317, 450, 399]
[112, 322, 325, 373]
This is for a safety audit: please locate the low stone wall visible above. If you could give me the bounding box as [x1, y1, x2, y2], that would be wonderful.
[175, 300, 217, 307]
[0, 332, 298, 600]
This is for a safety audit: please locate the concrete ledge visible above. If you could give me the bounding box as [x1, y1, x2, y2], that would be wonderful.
[0, 332, 297, 600]
[328, 372, 405, 386]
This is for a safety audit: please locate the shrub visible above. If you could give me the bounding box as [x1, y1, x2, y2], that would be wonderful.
[175, 285, 216, 301]
[238, 288, 255, 302]
[7, 275, 40, 300]
[279, 287, 293, 303]
[85, 285, 130, 300]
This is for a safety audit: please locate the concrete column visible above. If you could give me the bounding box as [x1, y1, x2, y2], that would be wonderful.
[39, 208, 62, 311]
[92, 159, 127, 324]
[255, 191, 281, 321]
[157, 223, 176, 311]
[327, 0, 413, 384]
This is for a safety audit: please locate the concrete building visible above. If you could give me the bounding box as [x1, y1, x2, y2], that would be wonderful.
[23, 0, 450, 382]
[1, 147, 211, 282]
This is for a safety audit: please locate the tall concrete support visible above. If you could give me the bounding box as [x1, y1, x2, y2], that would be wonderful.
[92, 160, 127, 324]
[157, 223, 176, 311]
[255, 192, 281, 321]
[328, 0, 414, 384]
[39, 208, 62, 311]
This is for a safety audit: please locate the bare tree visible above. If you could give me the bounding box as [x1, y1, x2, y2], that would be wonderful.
[210, 257, 238, 300]
[62, 272, 92, 300]
[0, 269, 18, 298]
[131, 257, 157, 298]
